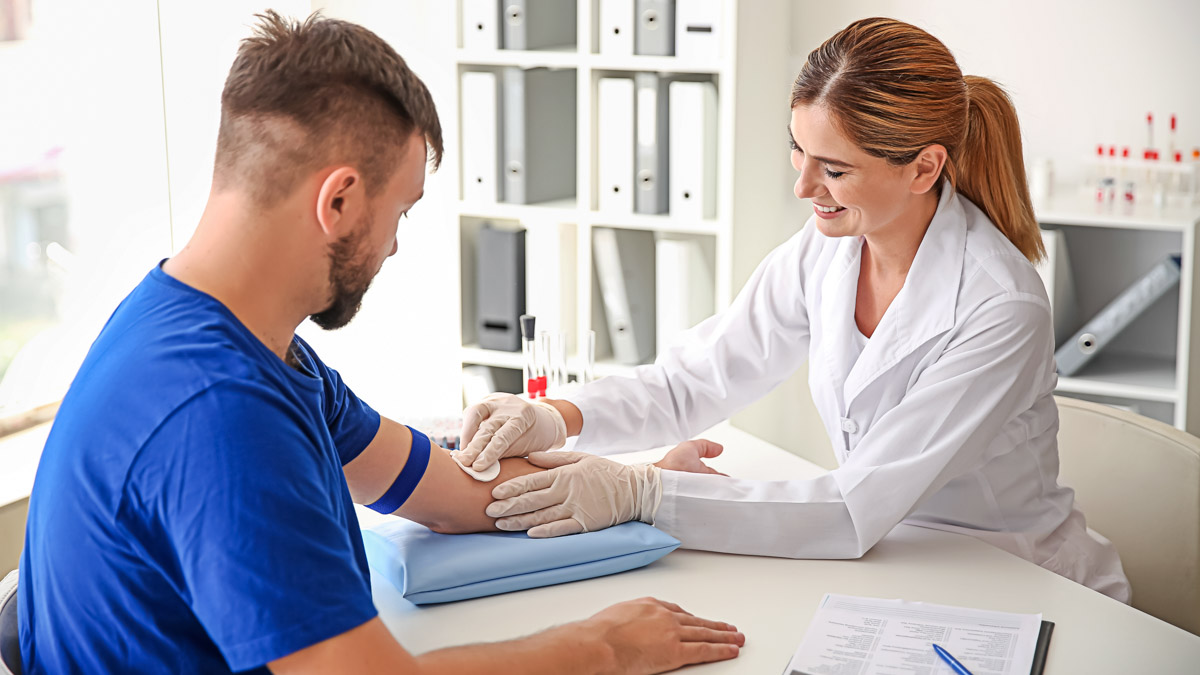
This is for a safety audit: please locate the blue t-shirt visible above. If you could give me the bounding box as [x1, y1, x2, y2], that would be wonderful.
[19, 265, 386, 673]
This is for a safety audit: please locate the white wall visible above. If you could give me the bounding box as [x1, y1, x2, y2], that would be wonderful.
[789, 0, 1200, 187]
[302, 0, 460, 420]
[155, 1, 461, 421]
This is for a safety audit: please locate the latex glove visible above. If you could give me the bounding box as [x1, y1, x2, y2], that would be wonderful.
[458, 393, 567, 472]
[485, 451, 662, 537]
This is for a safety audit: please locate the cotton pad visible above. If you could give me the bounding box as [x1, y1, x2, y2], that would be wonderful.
[450, 451, 501, 482]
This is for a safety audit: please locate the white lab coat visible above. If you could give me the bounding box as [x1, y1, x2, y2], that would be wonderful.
[565, 188, 1131, 602]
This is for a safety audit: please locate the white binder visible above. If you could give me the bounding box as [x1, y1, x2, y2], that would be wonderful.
[1034, 228, 1078, 346]
[675, 0, 720, 62]
[524, 222, 576, 340]
[656, 237, 714, 354]
[668, 80, 717, 220]
[599, 0, 634, 56]
[634, 73, 670, 215]
[462, 0, 500, 51]
[462, 364, 497, 406]
[460, 71, 502, 203]
[1055, 255, 1181, 376]
[598, 77, 635, 214]
[593, 227, 656, 365]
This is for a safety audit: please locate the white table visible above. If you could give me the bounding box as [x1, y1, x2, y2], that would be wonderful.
[361, 425, 1200, 673]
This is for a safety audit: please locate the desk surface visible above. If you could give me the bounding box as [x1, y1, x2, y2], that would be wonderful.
[360, 424, 1200, 673]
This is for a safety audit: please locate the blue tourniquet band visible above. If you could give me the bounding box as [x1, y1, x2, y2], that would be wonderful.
[366, 426, 431, 514]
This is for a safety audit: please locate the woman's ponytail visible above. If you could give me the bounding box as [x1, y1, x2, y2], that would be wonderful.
[951, 77, 1043, 263]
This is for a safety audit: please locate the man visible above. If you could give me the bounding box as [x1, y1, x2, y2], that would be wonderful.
[18, 12, 742, 674]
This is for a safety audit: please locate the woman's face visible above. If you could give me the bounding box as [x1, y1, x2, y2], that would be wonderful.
[788, 104, 922, 240]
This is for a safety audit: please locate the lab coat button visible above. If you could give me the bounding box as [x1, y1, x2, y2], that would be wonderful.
[840, 417, 859, 434]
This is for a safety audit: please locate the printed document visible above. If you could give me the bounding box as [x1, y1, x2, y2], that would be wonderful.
[785, 594, 1041, 675]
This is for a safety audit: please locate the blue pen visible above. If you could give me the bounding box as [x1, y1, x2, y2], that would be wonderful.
[932, 644, 974, 675]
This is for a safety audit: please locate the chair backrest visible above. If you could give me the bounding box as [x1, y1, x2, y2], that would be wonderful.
[1054, 396, 1200, 635]
[0, 569, 19, 675]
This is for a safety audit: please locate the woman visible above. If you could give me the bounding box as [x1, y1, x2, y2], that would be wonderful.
[459, 17, 1130, 602]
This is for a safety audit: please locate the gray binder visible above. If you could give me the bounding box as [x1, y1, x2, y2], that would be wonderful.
[593, 228, 656, 365]
[501, 0, 577, 50]
[634, 0, 675, 56]
[502, 67, 577, 205]
[477, 225, 527, 352]
[634, 72, 669, 214]
[1055, 255, 1181, 376]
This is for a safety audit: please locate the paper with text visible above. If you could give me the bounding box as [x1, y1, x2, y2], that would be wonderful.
[785, 594, 1041, 675]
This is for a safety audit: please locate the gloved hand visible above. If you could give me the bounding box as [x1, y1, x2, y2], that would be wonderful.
[458, 393, 567, 471]
[485, 451, 662, 538]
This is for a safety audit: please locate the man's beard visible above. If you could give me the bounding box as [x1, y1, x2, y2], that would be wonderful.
[310, 223, 377, 331]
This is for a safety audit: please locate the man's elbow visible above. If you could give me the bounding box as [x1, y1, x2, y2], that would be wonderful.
[425, 519, 470, 535]
[421, 513, 497, 535]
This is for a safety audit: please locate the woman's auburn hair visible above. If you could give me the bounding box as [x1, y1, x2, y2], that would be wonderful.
[791, 17, 1043, 263]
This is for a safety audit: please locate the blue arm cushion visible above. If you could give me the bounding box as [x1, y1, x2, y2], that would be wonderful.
[362, 519, 681, 605]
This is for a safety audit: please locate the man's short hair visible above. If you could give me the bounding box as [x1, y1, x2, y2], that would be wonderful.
[213, 11, 443, 206]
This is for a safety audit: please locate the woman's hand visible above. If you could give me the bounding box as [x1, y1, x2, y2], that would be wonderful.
[655, 439, 728, 476]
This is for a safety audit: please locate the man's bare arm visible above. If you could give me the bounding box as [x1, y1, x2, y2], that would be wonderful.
[269, 600, 742, 675]
[343, 416, 542, 533]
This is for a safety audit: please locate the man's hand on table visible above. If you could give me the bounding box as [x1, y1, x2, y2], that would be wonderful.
[579, 597, 744, 673]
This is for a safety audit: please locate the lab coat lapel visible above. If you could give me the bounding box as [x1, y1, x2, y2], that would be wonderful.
[818, 234, 865, 403]
[843, 188, 966, 405]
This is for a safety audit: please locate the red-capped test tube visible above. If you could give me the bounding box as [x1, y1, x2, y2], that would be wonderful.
[520, 314, 537, 399]
[1169, 114, 1177, 158]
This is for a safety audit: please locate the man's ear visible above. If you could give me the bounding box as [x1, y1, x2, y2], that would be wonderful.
[316, 166, 362, 238]
[910, 144, 948, 195]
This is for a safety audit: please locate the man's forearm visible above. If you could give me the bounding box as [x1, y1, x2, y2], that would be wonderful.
[345, 417, 546, 534]
[396, 447, 543, 534]
[417, 623, 611, 675]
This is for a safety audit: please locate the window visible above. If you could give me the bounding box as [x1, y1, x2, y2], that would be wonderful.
[0, 0, 173, 435]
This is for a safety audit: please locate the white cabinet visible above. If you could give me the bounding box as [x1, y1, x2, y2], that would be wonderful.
[1037, 192, 1200, 432]
[453, 0, 794, 395]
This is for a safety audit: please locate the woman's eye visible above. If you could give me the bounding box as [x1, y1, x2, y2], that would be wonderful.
[789, 140, 799, 152]
[824, 169, 845, 179]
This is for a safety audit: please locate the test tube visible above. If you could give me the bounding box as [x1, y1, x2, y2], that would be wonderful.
[537, 330, 550, 397]
[580, 330, 596, 385]
[548, 331, 567, 394]
[520, 314, 537, 399]
[1192, 149, 1200, 206]
[1170, 151, 1187, 208]
[1169, 114, 1177, 159]
[1083, 144, 1104, 197]
[557, 331, 569, 390]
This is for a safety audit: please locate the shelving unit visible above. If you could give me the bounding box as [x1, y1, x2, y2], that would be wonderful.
[452, 0, 791, 396]
[1037, 188, 1200, 432]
